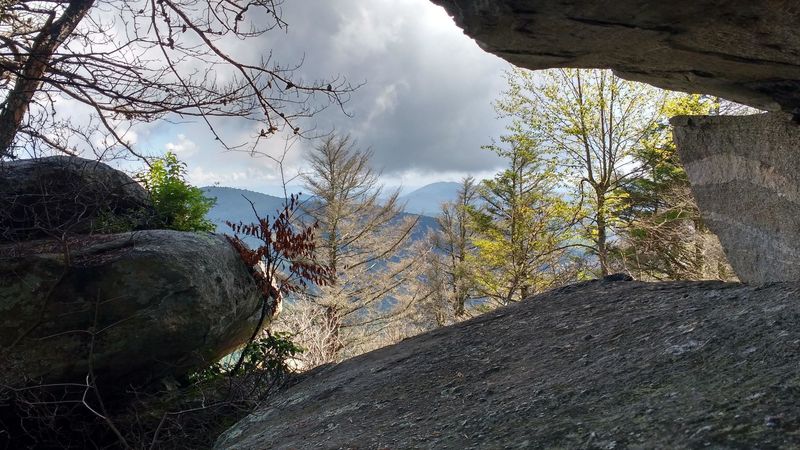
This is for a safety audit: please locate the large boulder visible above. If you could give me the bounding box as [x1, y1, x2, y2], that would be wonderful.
[671, 112, 800, 283]
[0, 230, 265, 390]
[430, 0, 800, 114]
[0, 156, 153, 242]
[217, 280, 800, 449]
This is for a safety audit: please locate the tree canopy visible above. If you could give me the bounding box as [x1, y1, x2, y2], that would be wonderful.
[495, 68, 667, 276]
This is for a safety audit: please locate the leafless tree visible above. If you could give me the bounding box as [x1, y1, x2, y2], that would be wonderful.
[297, 134, 429, 361]
[428, 176, 479, 320]
[0, 0, 357, 160]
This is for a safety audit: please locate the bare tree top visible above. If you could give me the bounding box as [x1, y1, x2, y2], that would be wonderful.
[0, 0, 358, 160]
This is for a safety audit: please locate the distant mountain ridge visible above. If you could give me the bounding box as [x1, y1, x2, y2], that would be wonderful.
[201, 186, 291, 233]
[202, 185, 440, 245]
[399, 181, 462, 215]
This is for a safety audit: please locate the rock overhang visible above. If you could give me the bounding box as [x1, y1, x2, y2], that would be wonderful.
[430, 0, 800, 282]
[431, 0, 800, 115]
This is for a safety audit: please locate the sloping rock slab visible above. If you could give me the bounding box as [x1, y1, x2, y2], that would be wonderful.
[430, 0, 800, 113]
[0, 156, 153, 242]
[217, 281, 800, 449]
[0, 230, 264, 390]
[672, 112, 800, 284]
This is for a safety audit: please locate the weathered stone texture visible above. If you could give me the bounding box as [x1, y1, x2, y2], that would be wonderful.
[672, 112, 800, 283]
[0, 156, 153, 242]
[431, 0, 800, 114]
[0, 230, 265, 390]
[217, 280, 800, 449]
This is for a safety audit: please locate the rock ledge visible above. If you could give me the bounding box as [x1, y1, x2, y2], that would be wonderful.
[217, 280, 800, 449]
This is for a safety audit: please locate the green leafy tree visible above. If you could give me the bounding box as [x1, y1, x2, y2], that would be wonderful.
[138, 152, 215, 232]
[468, 130, 576, 306]
[617, 94, 736, 280]
[496, 68, 666, 276]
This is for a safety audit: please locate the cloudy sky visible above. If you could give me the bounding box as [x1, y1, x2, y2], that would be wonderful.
[132, 0, 512, 195]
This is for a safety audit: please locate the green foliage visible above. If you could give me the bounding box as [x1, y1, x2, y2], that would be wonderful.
[94, 208, 147, 234]
[192, 332, 304, 382]
[137, 152, 216, 232]
[619, 94, 712, 222]
[478, 70, 734, 283]
[494, 68, 668, 276]
[615, 94, 733, 280]
[467, 135, 576, 304]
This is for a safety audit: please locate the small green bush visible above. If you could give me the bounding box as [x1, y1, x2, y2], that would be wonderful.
[137, 152, 216, 232]
[192, 331, 304, 382]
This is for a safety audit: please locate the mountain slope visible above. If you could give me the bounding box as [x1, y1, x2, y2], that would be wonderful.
[203, 186, 439, 244]
[399, 181, 462, 215]
[217, 280, 800, 449]
[201, 186, 290, 232]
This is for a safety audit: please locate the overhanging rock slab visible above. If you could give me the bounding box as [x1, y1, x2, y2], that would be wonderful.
[431, 0, 800, 114]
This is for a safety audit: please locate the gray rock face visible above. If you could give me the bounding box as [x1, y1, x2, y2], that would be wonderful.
[430, 0, 800, 114]
[0, 230, 265, 390]
[216, 281, 800, 449]
[0, 156, 153, 242]
[671, 112, 800, 283]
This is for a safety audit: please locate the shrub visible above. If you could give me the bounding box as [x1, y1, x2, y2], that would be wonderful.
[224, 193, 332, 375]
[137, 152, 216, 232]
[191, 331, 304, 383]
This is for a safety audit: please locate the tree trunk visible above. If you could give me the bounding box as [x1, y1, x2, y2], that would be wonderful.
[453, 282, 466, 318]
[0, 0, 95, 157]
[693, 218, 706, 278]
[596, 196, 610, 277]
[324, 305, 343, 359]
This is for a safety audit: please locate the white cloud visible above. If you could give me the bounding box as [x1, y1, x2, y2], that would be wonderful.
[136, 0, 512, 192]
[186, 165, 283, 189]
[381, 168, 499, 194]
[165, 134, 198, 157]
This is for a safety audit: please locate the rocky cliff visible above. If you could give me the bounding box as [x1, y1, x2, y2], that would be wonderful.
[217, 280, 800, 449]
[672, 112, 800, 284]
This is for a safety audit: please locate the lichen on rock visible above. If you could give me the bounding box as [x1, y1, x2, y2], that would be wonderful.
[0, 230, 265, 391]
[216, 281, 800, 449]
